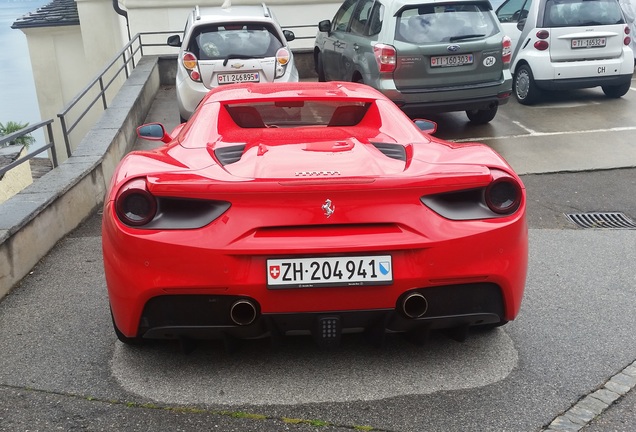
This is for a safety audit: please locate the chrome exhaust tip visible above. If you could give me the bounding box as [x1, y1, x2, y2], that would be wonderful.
[401, 292, 428, 319]
[230, 299, 258, 326]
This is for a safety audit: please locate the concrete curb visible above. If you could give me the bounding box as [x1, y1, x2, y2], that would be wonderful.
[0, 56, 161, 299]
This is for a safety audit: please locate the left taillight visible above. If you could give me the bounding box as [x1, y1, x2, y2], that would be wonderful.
[182, 52, 201, 82]
[115, 178, 157, 227]
[275, 47, 290, 78]
[485, 171, 522, 215]
[502, 36, 512, 65]
[373, 44, 396, 73]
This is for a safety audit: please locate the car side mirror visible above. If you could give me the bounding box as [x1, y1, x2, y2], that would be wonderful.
[167, 35, 181, 47]
[318, 20, 332, 33]
[137, 123, 172, 143]
[283, 30, 295, 42]
[414, 119, 437, 135]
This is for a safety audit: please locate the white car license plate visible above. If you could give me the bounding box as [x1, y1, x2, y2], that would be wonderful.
[267, 255, 393, 288]
[217, 72, 260, 84]
[430, 54, 473, 67]
[571, 37, 606, 49]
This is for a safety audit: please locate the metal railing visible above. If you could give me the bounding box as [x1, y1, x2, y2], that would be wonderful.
[56, 31, 180, 158]
[0, 120, 57, 177]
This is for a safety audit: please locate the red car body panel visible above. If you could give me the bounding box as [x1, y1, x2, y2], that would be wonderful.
[102, 81, 528, 344]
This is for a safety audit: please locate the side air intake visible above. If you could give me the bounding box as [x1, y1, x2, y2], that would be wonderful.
[214, 144, 246, 165]
[371, 142, 407, 162]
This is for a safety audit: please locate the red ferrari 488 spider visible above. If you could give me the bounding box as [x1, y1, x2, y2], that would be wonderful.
[102, 81, 527, 348]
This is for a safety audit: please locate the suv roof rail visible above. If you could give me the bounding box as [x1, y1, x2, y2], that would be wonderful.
[261, 3, 270, 17]
[194, 5, 201, 21]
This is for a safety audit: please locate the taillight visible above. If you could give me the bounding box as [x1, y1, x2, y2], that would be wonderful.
[534, 30, 549, 51]
[115, 179, 157, 227]
[485, 172, 522, 215]
[373, 44, 396, 73]
[182, 52, 201, 82]
[275, 48, 290, 78]
[502, 36, 512, 65]
[625, 26, 631, 46]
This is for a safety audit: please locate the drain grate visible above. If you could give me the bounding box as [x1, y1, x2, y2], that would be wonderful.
[565, 212, 636, 229]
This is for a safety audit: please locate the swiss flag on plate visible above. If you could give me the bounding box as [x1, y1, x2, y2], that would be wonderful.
[269, 265, 281, 279]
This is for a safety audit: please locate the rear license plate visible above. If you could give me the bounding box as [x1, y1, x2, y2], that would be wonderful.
[267, 255, 393, 288]
[217, 72, 260, 84]
[431, 54, 473, 67]
[571, 37, 606, 49]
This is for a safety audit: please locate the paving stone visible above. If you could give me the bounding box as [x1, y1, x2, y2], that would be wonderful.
[576, 395, 608, 416]
[605, 380, 630, 395]
[589, 388, 621, 405]
[611, 372, 636, 389]
[547, 415, 583, 431]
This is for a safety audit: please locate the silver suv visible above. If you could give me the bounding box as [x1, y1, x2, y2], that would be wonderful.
[314, 0, 513, 124]
[168, 4, 299, 122]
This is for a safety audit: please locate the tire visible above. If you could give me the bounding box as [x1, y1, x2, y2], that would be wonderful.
[602, 82, 630, 98]
[316, 54, 326, 82]
[111, 308, 145, 346]
[514, 64, 541, 105]
[466, 105, 498, 124]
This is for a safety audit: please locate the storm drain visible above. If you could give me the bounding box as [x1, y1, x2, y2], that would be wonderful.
[565, 212, 636, 229]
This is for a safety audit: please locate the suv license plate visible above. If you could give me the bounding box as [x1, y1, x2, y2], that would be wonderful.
[267, 255, 393, 288]
[571, 38, 606, 49]
[431, 54, 473, 67]
[217, 72, 260, 84]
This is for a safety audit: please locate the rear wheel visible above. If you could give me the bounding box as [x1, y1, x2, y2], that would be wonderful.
[602, 82, 630, 98]
[466, 105, 498, 124]
[514, 64, 541, 105]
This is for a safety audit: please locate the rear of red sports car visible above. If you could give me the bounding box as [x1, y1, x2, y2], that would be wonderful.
[102, 82, 527, 347]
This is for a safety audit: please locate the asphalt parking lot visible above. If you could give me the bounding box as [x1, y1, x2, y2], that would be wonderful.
[1, 83, 636, 431]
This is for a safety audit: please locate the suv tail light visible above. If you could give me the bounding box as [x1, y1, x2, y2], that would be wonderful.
[502, 36, 512, 65]
[373, 44, 396, 73]
[182, 52, 202, 82]
[275, 48, 290, 78]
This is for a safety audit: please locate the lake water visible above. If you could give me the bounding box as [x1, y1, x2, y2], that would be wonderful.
[0, 0, 50, 146]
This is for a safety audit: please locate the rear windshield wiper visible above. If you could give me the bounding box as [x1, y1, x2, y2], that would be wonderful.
[449, 34, 486, 42]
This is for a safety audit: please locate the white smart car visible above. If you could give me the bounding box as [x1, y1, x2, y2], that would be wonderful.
[496, 0, 634, 104]
[168, 3, 299, 122]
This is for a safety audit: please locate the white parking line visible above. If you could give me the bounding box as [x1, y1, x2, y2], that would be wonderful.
[452, 126, 636, 143]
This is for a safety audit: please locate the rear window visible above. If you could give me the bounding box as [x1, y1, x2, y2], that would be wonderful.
[225, 101, 371, 128]
[188, 23, 283, 60]
[396, 3, 499, 43]
[543, 0, 625, 27]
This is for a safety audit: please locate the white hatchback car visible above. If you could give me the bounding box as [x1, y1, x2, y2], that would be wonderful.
[168, 4, 299, 121]
[497, 0, 634, 104]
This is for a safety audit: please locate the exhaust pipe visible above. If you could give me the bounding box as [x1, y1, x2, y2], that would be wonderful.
[401, 292, 428, 318]
[230, 299, 258, 326]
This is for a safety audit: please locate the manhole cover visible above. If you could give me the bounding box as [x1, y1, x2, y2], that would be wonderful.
[565, 212, 636, 229]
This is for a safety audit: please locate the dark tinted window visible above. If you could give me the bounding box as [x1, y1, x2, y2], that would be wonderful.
[188, 23, 283, 60]
[332, 0, 359, 32]
[396, 3, 499, 43]
[543, 0, 625, 27]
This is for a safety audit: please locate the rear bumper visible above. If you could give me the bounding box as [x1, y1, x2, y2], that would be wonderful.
[535, 73, 633, 91]
[137, 283, 505, 342]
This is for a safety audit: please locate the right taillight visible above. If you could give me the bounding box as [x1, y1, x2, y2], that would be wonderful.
[373, 44, 396, 73]
[502, 36, 512, 65]
[182, 52, 202, 82]
[625, 26, 631, 46]
[534, 30, 549, 51]
[485, 172, 522, 215]
[115, 179, 157, 227]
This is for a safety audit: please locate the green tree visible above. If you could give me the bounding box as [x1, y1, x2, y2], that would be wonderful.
[0, 121, 35, 148]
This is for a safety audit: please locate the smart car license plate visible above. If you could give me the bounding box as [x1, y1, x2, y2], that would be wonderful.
[267, 255, 393, 288]
[217, 72, 260, 84]
[571, 38, 606, 49]
[430, 54, 473, 67]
